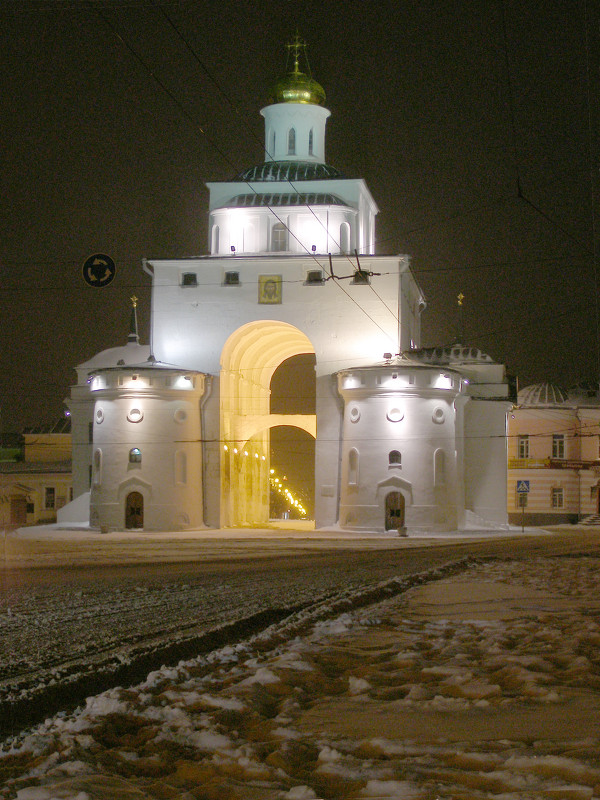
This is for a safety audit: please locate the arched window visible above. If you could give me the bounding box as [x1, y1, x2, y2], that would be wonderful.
[434, 448, 445, 487]
[271, 130, 276, 156]
[175, 450, 187, 484]
[211, 225, 220, 254]
[308, 128, 314, 155]
[288, 128, 296, 155]
[340, 222, 351, 253]
[93, 448, 102, 485]
[348, 448, 359, 485]
[272, 222, 287, 251]
[129, 447, 142, 464]
[389, 450, 401, 466]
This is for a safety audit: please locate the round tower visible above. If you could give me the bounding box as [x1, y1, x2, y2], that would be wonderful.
[337, 358, 466, 533]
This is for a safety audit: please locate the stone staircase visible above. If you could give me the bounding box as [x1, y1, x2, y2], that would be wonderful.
[580, 514, 600, 526]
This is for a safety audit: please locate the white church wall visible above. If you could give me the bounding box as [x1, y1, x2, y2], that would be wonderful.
[463, 399, 510, 526]
[261, 102, 330, 162]
[337, 366, 463, 532]
[89, 373, 206, 531]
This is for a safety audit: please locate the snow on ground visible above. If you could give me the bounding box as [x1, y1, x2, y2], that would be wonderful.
[2, 555, 600, 799]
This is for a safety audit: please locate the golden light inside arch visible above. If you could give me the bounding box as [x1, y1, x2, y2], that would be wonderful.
[220, 320, 316, 527]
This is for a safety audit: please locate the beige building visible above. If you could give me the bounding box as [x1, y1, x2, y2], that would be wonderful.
[0, 420, 72, 527]
[507, 383, 600, 525]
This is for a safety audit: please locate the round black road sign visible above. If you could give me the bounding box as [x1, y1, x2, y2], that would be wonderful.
[82, 253, 116, 287]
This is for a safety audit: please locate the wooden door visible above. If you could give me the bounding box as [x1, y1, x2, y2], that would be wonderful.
[125, 492, 144, 529]
[385, 491, 405, 531]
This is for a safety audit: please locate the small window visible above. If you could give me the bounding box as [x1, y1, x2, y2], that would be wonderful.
[181, 272, 198, 287]
[224, 271, 240, 285]
[551, 487, 564, 509]
[552, 434, 565, 459]
[272, 223, 287, 251]
[308, 128, 314, 155]
[389, 450, 401, 466]
[348, 448, 359, 485]
[129, 448, 142, 464]
[88, 421, 93, 444]
[26, 502, 35, 514]
[434, 448, 445, 487]
[45, 487, 55, 509]
[518, 435, 530, 459]
[93, 449, 102, 486]
[288, 127, 296, 155]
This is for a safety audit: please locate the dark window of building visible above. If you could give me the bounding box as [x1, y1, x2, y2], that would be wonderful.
[224, 271, 240, 285]
[181, 272, 198, 287]
[45, 487, 55, 509]
[389, 450, 401, 466]
[272, 223, 287, 251]
[308, 128, 314, 155]
[88, 421, 93, 443]
[518, 435, 530, 459]
[552, 434, 565, 459]
[129, 447, 142, 464]
[551, 487, 564, 508]
[288, 128, 296, 155]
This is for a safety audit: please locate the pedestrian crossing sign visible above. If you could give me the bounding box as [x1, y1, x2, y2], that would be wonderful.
[516, 480, 530, 493]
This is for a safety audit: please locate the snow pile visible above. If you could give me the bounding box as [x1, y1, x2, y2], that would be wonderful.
[2, 557, 600, 798]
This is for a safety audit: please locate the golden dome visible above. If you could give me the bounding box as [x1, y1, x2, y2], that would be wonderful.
[270, 35, 326, 106]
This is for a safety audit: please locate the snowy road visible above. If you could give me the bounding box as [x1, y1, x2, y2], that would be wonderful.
[2, 528, 600, 743]
[3, 532, 600, 799]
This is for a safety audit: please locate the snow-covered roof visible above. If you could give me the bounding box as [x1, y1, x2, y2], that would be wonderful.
[78, 342, 151, 371]
[517, 382, 569, 406]
[407, 344, 496, 365]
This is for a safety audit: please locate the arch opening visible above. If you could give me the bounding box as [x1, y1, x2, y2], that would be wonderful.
[220, 321, 315, 527]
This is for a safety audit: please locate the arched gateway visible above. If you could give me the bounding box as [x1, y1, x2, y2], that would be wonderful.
[220, 321, 315, 527]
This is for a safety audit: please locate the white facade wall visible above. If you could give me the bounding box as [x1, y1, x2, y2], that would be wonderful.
[261, 102, 330, 162]
[88, 369, 206, 531]
[207, 178, 378, 256]
[337, 365, 463, 532]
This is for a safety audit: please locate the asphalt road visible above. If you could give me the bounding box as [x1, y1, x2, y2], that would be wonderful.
[2, 528, 600, 739]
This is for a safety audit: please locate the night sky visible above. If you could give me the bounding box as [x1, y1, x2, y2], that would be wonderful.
[1, 0, 598, 435]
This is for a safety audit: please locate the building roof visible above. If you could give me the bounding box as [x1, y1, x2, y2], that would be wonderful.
[219, 192, 348, 209]
[517, 382, 569, 406]
[78, 341, 152, 371]
[406, 344, 497, 365]
[23, 418, 71, 434]
[234, 161, 344, 182]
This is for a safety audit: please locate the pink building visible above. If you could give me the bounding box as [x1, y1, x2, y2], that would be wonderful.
[507, 383, 600, 525]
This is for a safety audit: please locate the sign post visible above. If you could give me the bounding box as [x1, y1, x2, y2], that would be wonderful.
[82, 253, 116, 288]
[516, 480, 530, 532]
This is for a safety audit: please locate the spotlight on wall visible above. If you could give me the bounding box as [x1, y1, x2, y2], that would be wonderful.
[311, 244, 316, 252]
[231, 245, 236, 253]
[383, 352, 392, 360]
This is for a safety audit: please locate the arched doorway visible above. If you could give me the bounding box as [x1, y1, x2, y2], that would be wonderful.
[125, 491, 144, 529]
[385, 491, 405, 531]
[220, 321, 316, 527]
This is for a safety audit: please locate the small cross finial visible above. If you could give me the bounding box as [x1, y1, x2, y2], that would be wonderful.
[131, 295, 138, 308]
[457, 292, 465, 307]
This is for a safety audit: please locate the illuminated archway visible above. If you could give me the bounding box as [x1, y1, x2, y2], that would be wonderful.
[220, 321, 315, 526]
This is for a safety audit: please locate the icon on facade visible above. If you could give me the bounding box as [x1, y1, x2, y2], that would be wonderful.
[258, 275, 282, 304]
